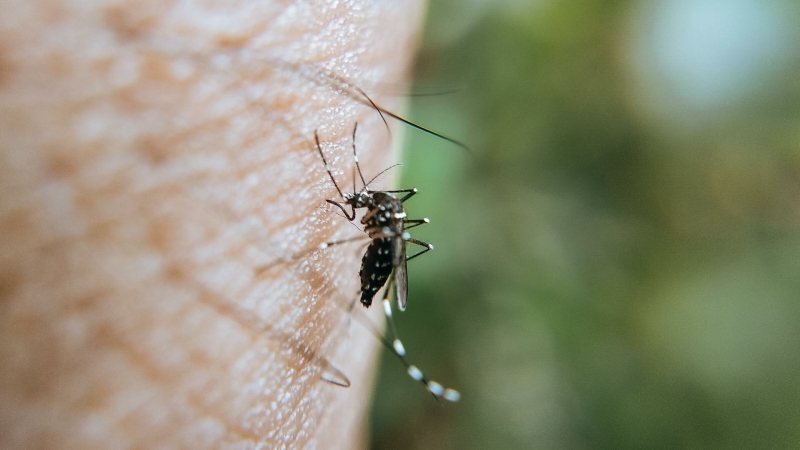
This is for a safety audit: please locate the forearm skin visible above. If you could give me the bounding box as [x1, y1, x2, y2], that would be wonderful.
[0, 1, 424, 448]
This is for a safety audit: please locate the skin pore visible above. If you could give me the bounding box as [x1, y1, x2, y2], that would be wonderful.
[0, 1, 424, 448]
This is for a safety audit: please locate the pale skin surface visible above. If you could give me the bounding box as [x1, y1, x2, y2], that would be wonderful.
[0, 1, 424, 448]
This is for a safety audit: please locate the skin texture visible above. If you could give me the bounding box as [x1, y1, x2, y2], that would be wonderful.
[0, 1, 424, 448]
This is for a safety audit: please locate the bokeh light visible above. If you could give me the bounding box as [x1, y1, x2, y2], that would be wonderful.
[370, 1, 800, 449]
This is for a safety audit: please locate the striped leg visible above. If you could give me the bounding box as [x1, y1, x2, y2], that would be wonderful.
[255, 235, 368, 276]
[378, 275, 460, 402]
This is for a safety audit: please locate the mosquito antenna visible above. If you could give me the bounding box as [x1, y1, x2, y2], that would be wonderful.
[351, 123, 368, 190]
[362, 164, 402, 191]
[315, 130, 346, 201]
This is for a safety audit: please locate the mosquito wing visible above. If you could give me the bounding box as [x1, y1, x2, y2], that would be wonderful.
[393, 236, 408, 311]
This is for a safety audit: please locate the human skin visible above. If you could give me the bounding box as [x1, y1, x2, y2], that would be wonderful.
[0, 1, 424, 448]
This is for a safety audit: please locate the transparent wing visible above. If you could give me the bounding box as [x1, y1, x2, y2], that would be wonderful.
[393, 237, 408, 311]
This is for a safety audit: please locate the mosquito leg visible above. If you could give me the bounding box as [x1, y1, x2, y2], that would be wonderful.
[403, 218, 429, 230]
[382, 188, 418, 203]
[383, 188, 417, 194]
[351, 123, 368, 190]
[404, 237, 433, 261]
[314, 236, 370, 252]
[315, 130, 350, 205]
[254, 235, 368, 275]
[367, 277, 460, 402]
[188, 277, 352, 390]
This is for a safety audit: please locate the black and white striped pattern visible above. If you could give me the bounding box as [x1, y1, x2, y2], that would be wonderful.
[314, 125, 459, 402]
[379, 296, 460, 402]
[257, 125, 460, 402]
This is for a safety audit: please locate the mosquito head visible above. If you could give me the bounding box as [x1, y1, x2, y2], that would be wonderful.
[344, 190, 371, 209]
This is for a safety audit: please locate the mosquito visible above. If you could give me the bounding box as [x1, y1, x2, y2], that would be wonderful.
[309, 124, 460, 402]
[313, 123, 434, 310]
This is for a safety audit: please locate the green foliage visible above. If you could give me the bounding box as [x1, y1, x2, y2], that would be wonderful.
[370, 1, 800, 449]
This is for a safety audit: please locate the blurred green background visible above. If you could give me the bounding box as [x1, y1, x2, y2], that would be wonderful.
[369, 0, 800, 449]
